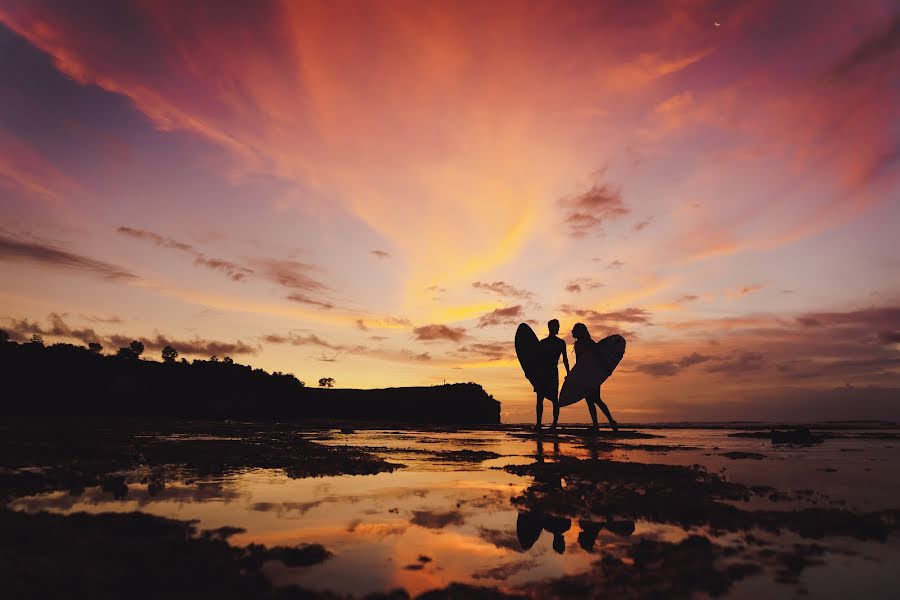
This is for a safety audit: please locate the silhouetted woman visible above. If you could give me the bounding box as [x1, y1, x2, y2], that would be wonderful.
[571, 322, 618, 432]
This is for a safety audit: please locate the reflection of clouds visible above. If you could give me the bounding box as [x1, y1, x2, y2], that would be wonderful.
[12, 481, 244, 512]
[465, 490, 508, 510]
[477, 527, 525, 553]
[251, 494, 365, 518]
[12, 492, 87, 513]
[472, 558, 539, 581]
[251, 500, 324, 516]
[410, 510, 465, 529]
[346, 519, 408, 537]
[396, 488, 430, 500]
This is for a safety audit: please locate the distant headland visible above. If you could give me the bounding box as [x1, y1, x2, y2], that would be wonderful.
[0, 334, 501, 424]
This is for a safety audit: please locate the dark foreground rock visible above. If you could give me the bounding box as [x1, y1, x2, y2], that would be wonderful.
[0, 509, 334, 600]
[0, 509, 528, 600]
[0, 418, 402, 501]
[729, 427, 825, 445]
[526, 535, 762, 600]
[502, 455, 900, 597]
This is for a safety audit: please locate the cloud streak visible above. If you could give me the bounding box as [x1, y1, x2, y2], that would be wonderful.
[477, 306, 523, 328]
[412, 324, 467, 342]
[565, 278, 605, 293]
[472, 281, 533, 299]
[0, 234, 136, 281]
[254, 258, 326, 292]
[118, 226, 253, 281]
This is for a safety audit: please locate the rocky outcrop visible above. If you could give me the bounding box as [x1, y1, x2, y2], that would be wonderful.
[301, 383, 501, 424]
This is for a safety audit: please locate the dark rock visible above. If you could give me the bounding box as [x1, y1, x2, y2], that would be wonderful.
[721, 451, 767, 460]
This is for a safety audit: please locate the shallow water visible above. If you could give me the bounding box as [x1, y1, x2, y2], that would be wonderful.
[10, 426, 900, 597]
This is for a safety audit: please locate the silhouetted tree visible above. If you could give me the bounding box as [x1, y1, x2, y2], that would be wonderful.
[0, 330, 9, 343]
[223, 356, 234, 365]
[129, 340, 144, 357]
[30, 334, 44, 346]
[88, 342, 102, 354]
[318, 377, 335, 388]
[161, 345, 178, 363]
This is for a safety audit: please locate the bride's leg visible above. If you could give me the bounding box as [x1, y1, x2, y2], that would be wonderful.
[593, 390, 617, 430]
[585, 397, 599, 431]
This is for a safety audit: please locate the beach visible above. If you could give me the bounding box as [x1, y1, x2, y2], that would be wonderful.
[3, 418, 899, 598]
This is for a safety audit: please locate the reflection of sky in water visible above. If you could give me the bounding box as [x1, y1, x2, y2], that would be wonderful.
[10, 428, 900, 597]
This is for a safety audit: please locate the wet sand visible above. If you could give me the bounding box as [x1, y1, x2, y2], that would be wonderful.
[3, 418, 899, 599]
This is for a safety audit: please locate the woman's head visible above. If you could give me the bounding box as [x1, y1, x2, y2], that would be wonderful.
[571, 322, 590, 340]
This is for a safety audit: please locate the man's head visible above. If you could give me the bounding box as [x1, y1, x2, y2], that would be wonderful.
[548, 319, 560, 335]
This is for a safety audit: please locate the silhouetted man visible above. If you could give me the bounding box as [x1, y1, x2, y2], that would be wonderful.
[536, 319, 569, 431]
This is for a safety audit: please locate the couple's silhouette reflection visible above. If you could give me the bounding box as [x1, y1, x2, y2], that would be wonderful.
[515, 438, 634, 554]
[516, 512, 635, 554]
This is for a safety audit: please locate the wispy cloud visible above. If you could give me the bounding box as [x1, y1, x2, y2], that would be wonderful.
[117, 226, 252, 281]
[262, 330, 432, 364]
[354, 316, 411, 330]
[634, 352, 717, 378]
[829, 12, 900, 79]
[634, 361, 680, 377]
[477, 305, 523, 328]
[564, 278, 605, 293]
[254, 258, 326, 292]
[457, 341, 512, 361]
[262, 332, 345, 350]
[560, 183, 630, 237]
[286, 293, 334, 310]
[0, 234, 136, 281]
[633, 217, 653, 232]
[704, 351, 766, 374]
[731, 283, 765, 298]
[472, 281, 533, 299]
[559, 305, 652, 324]
[878, 330, 900, 344]
[119, 225, 337, 306]
[412, 324, 466, 342]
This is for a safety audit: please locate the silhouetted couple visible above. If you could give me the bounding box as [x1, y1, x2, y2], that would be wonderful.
[536, 319, 617, 433]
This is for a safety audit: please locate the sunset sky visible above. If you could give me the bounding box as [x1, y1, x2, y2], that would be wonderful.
[1, 0, 898, 422]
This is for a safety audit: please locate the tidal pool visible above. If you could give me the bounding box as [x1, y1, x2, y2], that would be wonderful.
[7, 425, 900, 598]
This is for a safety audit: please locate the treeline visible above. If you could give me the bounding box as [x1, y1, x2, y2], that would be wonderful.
[0, 334, 501, 424]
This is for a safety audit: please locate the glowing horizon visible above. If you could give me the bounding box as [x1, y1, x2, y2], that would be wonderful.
[1, 1, 898, 422]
